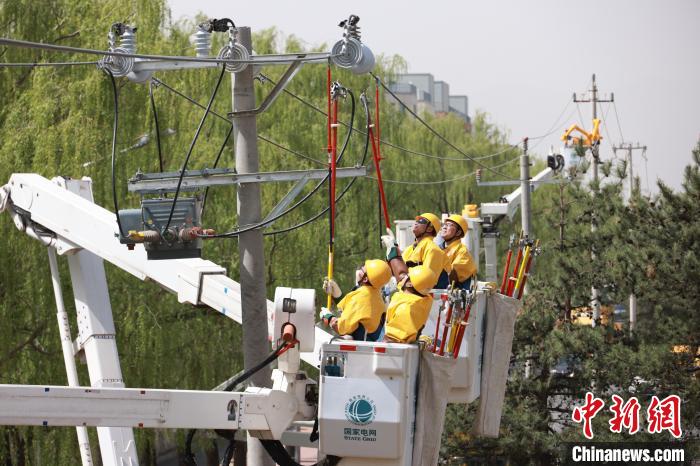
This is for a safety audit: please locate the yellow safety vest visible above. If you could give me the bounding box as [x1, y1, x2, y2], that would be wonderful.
[336, 285, 386, 336]
[444, 239, 477, 282]
[402, 236, 446, 286]
[384, 290, 433, 343]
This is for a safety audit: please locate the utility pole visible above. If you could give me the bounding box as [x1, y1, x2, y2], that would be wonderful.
[232, 27, 274, 466]
[573, 74, 613, 327]
[612, 142, 647, 335]
[520, 137, 532, 238]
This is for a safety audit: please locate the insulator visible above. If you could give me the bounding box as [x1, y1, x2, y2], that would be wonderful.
[344, 21, 361, 41]
[179, 226, 202, 242]
[351, 43, 374, 75]
[98, 25, 135, 77]
[191, 27, 212, 58]
[142, 230, 161, 243]
[217, 42, 249, 73]
[119, 27, 137, 54]
[98, 47, 134, 77]
[331, 37, 363, 69]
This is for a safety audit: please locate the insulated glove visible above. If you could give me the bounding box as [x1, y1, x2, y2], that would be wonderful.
[319, 307, 334, 324]
[322, 278, 342, 298]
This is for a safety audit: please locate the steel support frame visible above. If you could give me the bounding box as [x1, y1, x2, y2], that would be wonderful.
[0, 384, 296, 439]
[58, 177, 138, 466]
[128, 166, 367, 194]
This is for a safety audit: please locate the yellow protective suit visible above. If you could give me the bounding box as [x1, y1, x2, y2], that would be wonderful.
[336, 285, 386, 336]
[444, 239, 477, 283]
[384, 290, 433, 343]
[402, 236, 447, 286]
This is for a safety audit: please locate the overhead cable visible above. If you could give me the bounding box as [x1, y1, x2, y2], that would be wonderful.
[0, 61, 99, 67]
[203, 88, 356, 239]
[263, 90, 372, 236]
[163, 67, 227, 233]
[0, 37, 332, 65]
[148, 80, 164, 172]
[258, 72, 520, 162]
[372, 72, 517, 180]
[104, 69, 126, 239]
[373, 155, 520, 185]
[153, 77, 323, 167]
[612, 100, 625, 143]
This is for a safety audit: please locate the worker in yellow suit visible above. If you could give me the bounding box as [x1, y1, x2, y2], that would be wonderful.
[384, 265, 436, 343]
[383, 212, 446, 289]
[319, 259, 392, 341]
[437, 214, 477, 289]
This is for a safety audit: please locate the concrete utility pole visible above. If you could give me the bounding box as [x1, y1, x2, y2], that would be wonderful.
[232, 27, 275, 466]
[520, 138, 532, 238]
[573, 74, 613, 327]
[612, 142, 647, 335]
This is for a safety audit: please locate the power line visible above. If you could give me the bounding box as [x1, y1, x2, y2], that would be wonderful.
[0, 37, 332, 66]
[373, 72, 518, 180]
[374, 155, 520, 185]
[257, 135, 325, 166]
[259, 72, 521, 162]
[612, 100, 625, 143]
[0, 61, 98, 67]
[153, 77, 324, 166]
[529, 100, 573, 141]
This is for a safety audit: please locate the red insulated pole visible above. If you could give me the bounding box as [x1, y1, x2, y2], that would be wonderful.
[500, 248, 513, 294]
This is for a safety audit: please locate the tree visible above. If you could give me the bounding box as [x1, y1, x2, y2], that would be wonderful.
[442, 142, 700, 463]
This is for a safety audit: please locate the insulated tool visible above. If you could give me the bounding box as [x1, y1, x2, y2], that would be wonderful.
[326, 76, 341, 310]
[367, 78, 391, 241]
[452, 281, 477, 358]
[506, 232, 524, 296]
[512, 242, 532, 297]
[517, 240, 540, 299]
[433, 294, 448, 353]
[500, 234, 515, 294]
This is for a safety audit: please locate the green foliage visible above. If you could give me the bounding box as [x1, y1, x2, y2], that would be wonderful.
[0, 1, 519, 463]
[442, 142, 700, 463]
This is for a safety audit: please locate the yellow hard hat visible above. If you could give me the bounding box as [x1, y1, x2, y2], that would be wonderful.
[407, 265, 436, 295]
[364, 259, 391, 288]
[416, 213, 441, 234]
[446, 214, 468, 236]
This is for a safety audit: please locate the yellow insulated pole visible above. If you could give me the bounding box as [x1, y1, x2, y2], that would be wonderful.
[513, 244, 531, 295]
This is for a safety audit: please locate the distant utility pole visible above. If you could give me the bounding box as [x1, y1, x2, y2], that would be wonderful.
[232, 27, 275, 466]
[573, 74, 613, 327]
[612, 142, 647, 335]
[520, 137, 532, 238]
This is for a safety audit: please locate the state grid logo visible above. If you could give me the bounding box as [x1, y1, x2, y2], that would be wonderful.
[344, 395, 376, 425]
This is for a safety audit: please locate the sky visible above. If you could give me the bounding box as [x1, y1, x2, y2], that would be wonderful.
[168, 0, 700, 194]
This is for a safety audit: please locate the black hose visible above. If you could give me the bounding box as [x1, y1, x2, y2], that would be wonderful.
[105, 69, 127, 239]
[223, 340, 287, 391]
[204, 88, 356, 239]
[164, 66, 227, 233]
[184, 341, 289, 461]
[149, 80, 164, 172]
[220, 437, 236, 465]
[260, 439, 341, 466]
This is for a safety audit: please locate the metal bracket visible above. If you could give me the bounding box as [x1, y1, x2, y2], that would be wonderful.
[229, 60, 304, 118]
[128, 166, 367, 194]
[262, 174, 311, 228]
